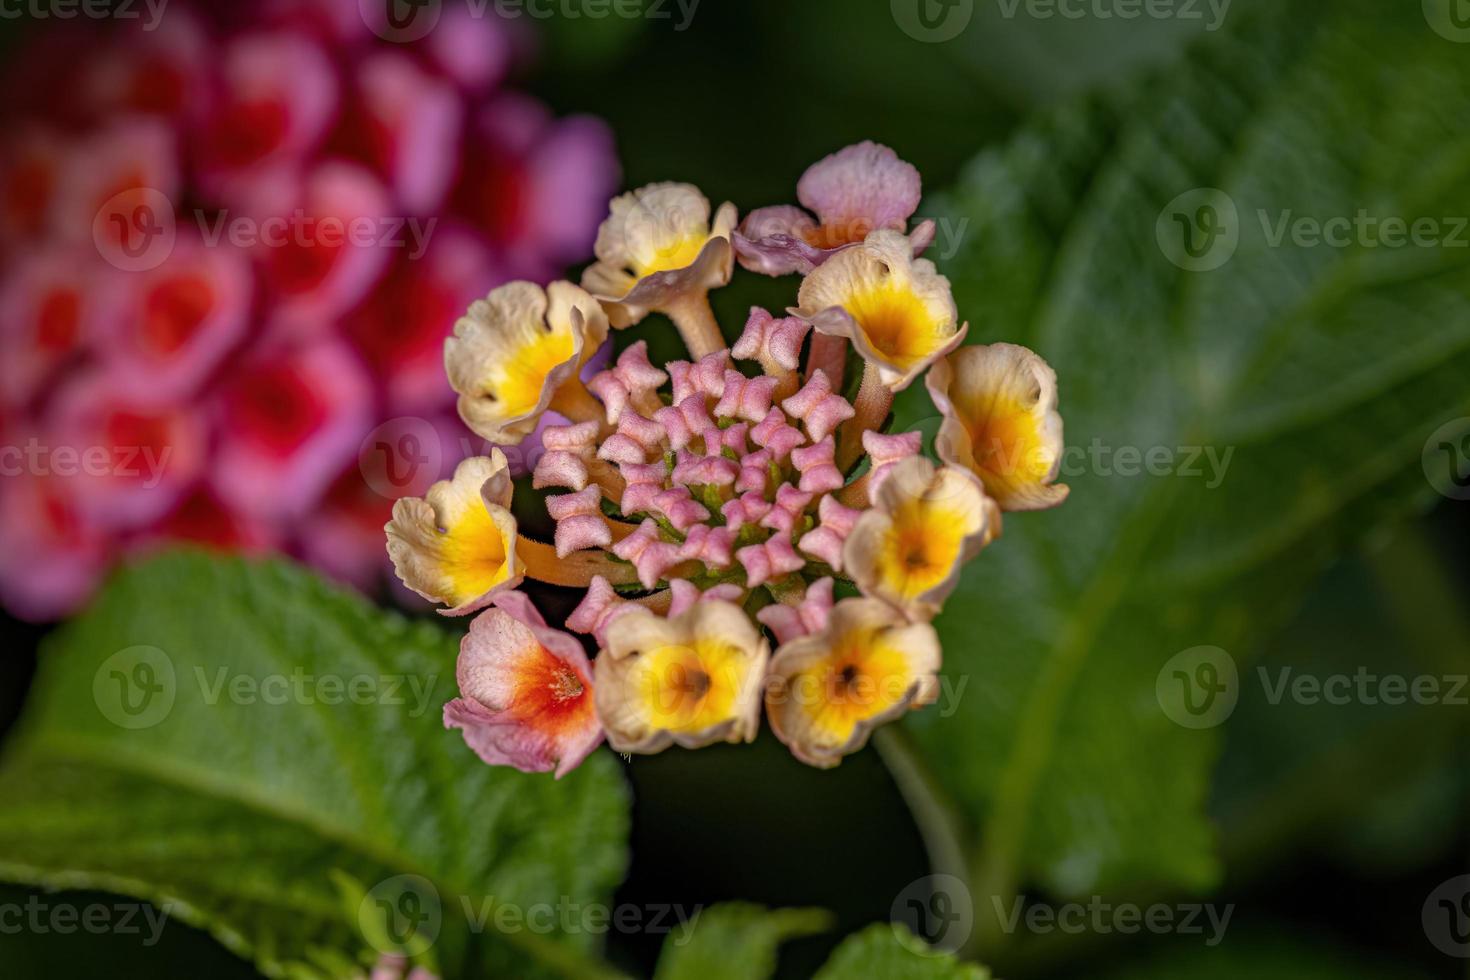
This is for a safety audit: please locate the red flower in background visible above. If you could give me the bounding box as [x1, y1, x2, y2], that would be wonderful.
[0, 0, 619, 621]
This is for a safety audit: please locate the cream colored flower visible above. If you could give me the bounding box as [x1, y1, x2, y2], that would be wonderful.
[581, 182, 738, 329]
[927, 343, 1069, 512]
[843, 456, 995, 621]
[594, 600, 768, 753]
[795, 229, 966, 391]
[765, 597, 940, 769]
[386, 452, 522, 615]
[445, 280, 608, 444]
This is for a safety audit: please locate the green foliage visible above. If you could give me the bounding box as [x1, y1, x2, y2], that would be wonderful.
[0, 553, 630, 980]
[651, 905, 986, 980]
[1093, 932, 1435, 980]
[652, 903, 830, 980]
[812, 924, 989, 980]
[892, 0, 1470, 939]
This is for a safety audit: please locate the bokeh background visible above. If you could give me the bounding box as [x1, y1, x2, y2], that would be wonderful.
[1, 1, 1467, 977]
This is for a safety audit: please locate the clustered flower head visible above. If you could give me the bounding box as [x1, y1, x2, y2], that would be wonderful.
[390, 142, 1070, 772]
[0, 2, 617, 621]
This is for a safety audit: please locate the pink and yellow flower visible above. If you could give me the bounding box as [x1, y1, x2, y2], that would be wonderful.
[844, 457, 997, 621]
[444, 591, 602, 778]
[735, 141, 935, 277]
[927, 342, 1070, 512]
[595, 601, 769, 753]
[445, 280, 609, 445]
[765, 597, 941, 769]
[385, 453, 522, 617]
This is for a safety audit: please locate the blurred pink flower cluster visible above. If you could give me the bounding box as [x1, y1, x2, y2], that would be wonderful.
[0, 0, 618, 621]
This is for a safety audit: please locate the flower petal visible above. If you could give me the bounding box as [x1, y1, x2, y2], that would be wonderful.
[796, 229, 965, 392]
[446, 591, 602, 778]
[595, 601, 769, 753]
[446, 280, 606, 444]
[927, 343, 1070, 512]
[386, 453, 523, 615]
[765, 597, 940, 769]
[843, 457, 994, 620]
[797, 141, 921, 247]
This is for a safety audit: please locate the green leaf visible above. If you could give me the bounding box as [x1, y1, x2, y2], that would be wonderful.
[812, 924, 989, 980]
[895, 0, 1470, 937]
[0, 552, 630, 980]
[652, 902, 831, 980]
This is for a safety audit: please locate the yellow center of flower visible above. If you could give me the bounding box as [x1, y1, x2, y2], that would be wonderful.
[877, 500, 966, 600]
[632, 637, 745, 734]
[440, 505, 513, 605]
[806, 631, 916, 740]
[485, 325, 577, 420]
[842, 281, 946, 369]
[963, 393, 1052, 483]
[633, 233, 708, 279]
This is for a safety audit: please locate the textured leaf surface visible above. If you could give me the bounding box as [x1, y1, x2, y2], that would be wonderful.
[896, 0, 1470, 928]
[812, 924, 989, 980]
[651, 902, 830, 980]
[0, 553, 630, 980]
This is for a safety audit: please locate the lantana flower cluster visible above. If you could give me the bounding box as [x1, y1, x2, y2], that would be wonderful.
[0, 1, 616, 620]
[389, 143, 1070, 771]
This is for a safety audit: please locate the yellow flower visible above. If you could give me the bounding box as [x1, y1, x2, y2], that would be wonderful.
[765, 597, 940, 769]
[795, 229, 966, 391]
[386, 453, 522, 616]
[594, 601, 769, 753]
[844, 456, 996, 621]
[581, 182, 738, 328]
[926, 343, 1069, 511]
[445, 280, 608, 444]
